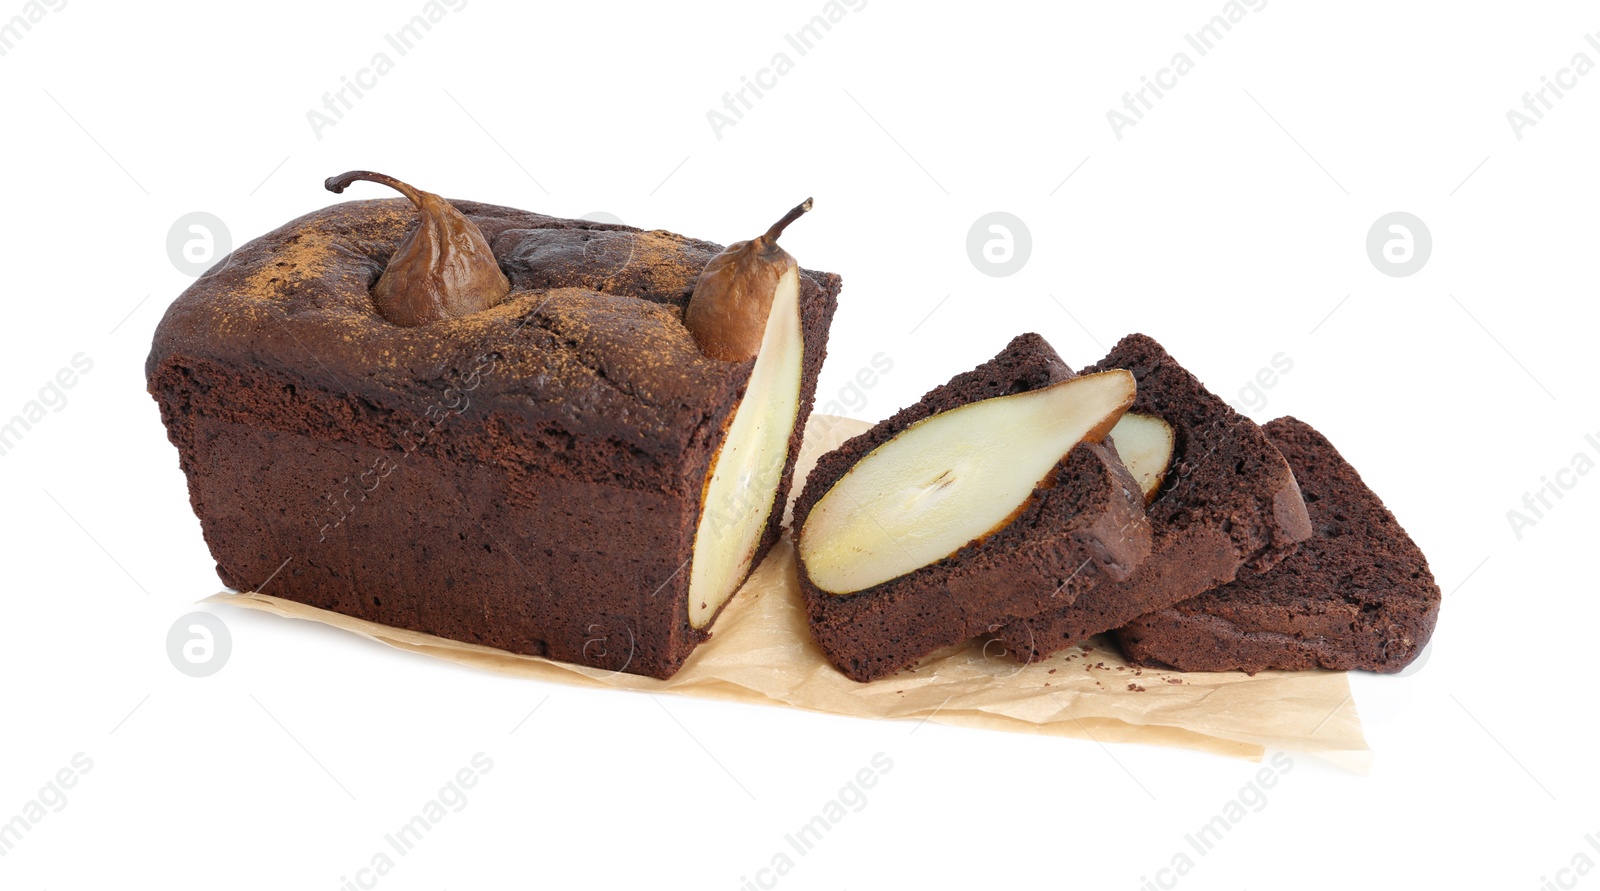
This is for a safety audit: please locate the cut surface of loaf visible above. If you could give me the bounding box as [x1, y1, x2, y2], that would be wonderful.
[791, 333, 1151, 683]
[993, 334, 1312, 662]
[1115, 416, 1440, 673]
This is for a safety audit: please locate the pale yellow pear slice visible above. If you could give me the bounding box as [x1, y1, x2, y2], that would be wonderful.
[1108, 412, 1175, 503]
[686, 265, 805, 629]
[798, 369, 1136, 595]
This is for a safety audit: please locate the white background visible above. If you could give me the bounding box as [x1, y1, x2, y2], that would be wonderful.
[3, 1, 1597, 888]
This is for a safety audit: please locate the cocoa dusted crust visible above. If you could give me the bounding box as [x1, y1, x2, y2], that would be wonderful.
[147, 197, 839, 679]
[791, 333, 1152, 683]
[1115, 417, 1440, 673]
[993, 334, 1312, 662]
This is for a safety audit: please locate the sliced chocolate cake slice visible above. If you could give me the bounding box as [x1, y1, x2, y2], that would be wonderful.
[993, 334, 1313, 662]
[791, 333, 1152, 682]
[1115, 416, 1440, 673]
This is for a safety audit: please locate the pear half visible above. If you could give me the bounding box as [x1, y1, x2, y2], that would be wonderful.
[686, 266, 805, 629]
[1108, 412, 1175, 503]
[798, 369, 1137, 595]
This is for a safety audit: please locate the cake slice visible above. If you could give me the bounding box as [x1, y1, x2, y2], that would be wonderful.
[148, 191, 839, 679]
[1115, 417, 1441, 673]
[992, 334, 1313, 662]
[791, 333, 1153, 682]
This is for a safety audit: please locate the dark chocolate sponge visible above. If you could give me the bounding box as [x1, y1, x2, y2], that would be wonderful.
[1115, 417, 1440, 673]
[993, 334, 1312, 662]
[792, 333, 1152, 683]
[147, 197, 839, 679]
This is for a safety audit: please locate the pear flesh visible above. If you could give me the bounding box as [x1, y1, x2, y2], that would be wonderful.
[686, 265, 805, 629]
[798, 370, 1137, 595]
[1108, 412, 1176, 502]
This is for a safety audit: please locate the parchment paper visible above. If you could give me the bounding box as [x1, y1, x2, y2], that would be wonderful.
[209, 414, 1369, 769]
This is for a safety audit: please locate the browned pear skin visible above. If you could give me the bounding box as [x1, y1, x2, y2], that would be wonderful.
[684, 198, 813, 362]
[325, 170, 511, 327]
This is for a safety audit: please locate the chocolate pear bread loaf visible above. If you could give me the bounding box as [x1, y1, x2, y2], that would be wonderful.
[147, 188, 839, 679]
[1115, 417, 1440, 673]
[791, 333, 1153, 683]
[993, 334, 1313, 662]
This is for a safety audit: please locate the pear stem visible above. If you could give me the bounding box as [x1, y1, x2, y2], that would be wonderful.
[325, 170, 427, 209]
[762, 197, 814, 243]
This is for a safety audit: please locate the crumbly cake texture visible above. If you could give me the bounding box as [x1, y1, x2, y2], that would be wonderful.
[147, 197, 840, 680]
[791, 333, 1152, 683]
[993, 334, 1312, 663]
[1115, 417, 1440, 673]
